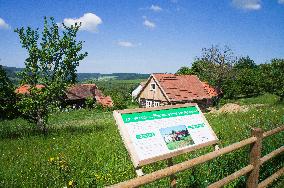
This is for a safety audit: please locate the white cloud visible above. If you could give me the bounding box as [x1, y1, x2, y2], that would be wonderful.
[143, 17, 156, 29]
[0, 18, 10, 29]
[62, 13, 102, 32]
[117, 41, 135, 48]
[278, 0, 284, 4]
[232, 0, 261, 10]
[150, 5, 162, 12]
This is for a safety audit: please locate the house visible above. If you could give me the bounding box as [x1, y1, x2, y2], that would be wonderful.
[136, 73, 219, 109]
[16, 84, 113, 107]
[131, 81, 146, 102]
[65, 84, 113, 107]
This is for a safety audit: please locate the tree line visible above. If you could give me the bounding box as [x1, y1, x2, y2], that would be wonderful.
[176, 45, 284, 101]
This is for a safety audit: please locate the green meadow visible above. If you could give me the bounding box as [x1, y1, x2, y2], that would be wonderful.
[0, 94, 283, 187]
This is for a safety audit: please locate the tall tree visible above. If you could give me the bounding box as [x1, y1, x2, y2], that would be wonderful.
[232, 56, 261, 97]
[234, 56, 257, 70]
[15, 17, 88, 133]
[260, 59, 284, 101]
[0, 65, 16, 119]
[195, 45, 237, 93]
[176, 66, 193, 75]
[191, 60, 212, 81]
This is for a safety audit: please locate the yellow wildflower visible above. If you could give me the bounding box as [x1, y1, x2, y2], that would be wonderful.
[68, 180, 73, 186]
[49, 157, 54, 163]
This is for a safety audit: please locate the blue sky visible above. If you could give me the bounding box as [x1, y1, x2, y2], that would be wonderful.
[0, 0, 284, 73]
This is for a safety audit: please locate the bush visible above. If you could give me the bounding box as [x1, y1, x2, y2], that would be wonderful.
[85, 97, 95, 109]
[0, 65, 17, 119]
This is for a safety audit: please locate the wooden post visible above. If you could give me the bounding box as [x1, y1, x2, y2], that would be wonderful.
[246, 128, 263, 188]
[167, 158, 177, 188]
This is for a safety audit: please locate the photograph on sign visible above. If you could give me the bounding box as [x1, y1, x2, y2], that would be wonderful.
[160, 125, 195, 150]
[113, 104, 218, 167]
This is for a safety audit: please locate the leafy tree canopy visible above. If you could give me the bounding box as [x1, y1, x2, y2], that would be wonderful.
[234, 56, 257, 70]
[15, 17, 88, 133]
[176, 66, 193, 75]
[195, 45, 237, 93]
[0, 65, 16, 119]
[260, 59, 284, 100]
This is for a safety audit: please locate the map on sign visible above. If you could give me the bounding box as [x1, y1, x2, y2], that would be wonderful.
[113, 104, 218, 167]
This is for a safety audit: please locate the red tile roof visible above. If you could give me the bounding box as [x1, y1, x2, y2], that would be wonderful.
[202, 82, 219, 97]
[152, 73, 218, 102]
[95, 96, 114, 107]
[65, 84, 97, 100]
[66, 84, 113, 107]
[16, 84, 113, 107]
[15, 84, 45, 94]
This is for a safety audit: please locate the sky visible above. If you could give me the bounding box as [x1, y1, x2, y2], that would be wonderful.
[0, 0, 284, 73]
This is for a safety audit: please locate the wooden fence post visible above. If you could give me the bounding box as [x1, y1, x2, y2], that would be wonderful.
[247, 128, 263, 188]
[167, 158, 177, 188]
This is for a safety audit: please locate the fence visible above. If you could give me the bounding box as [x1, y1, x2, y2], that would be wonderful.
[108, 125, 284, 188]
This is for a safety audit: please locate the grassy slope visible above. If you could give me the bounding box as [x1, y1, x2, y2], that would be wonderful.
[0, 94, 283, 187]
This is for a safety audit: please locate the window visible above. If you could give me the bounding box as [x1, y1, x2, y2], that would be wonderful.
[154, 101, 160, 107]
[146, 100, 152, 108]
[150, 83, 156, 91]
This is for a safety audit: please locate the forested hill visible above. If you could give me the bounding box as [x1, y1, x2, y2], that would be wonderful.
[77, 73, 149, 81]
[2, 66, 23, 83]
[2, 66, 149, 83]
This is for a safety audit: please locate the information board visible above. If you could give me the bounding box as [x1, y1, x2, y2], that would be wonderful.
[113, 103, 218, 167]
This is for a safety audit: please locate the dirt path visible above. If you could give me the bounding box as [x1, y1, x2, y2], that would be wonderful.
[208, 103, 265, 114]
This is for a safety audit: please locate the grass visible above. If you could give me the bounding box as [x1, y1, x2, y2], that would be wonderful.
[220, 93, 279, 106]
[0, 94, 283, 187]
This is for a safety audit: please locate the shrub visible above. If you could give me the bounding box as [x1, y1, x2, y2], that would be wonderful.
[85, 97, 95, 109]
[0, 65, 17, 119]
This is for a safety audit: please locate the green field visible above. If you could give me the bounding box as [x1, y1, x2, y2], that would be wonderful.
[0, 94, 283, 187]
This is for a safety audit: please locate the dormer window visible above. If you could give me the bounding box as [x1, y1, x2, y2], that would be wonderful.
[150, 83, 156, 91]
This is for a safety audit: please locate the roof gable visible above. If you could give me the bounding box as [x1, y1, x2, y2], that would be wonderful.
[137, 75, 170, 102]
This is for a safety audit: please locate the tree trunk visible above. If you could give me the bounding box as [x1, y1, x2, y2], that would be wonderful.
[36, 113, 47, 135]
